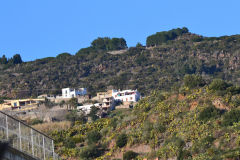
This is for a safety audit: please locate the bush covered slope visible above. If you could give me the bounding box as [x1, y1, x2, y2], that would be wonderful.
[0, 28, 240, 98]
[48, 78, 240, 159]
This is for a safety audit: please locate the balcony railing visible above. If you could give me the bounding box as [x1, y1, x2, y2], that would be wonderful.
[0, 111, 60, 160]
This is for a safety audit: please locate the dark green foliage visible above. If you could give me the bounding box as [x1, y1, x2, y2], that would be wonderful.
[146, 27, 189, 46]
[42, 99, 56, 108]
[87, 130, 101, 144]
[223, 148, 240, 159]
[76, 47, 95, 56]
[222, 109, 240, 126]
[89, 106, 99, 121]
[2, 28, 240, 98]
[178, 150, 192, 160]
[9, 54, 23, 64]
[66, 110, 87, 124]
[135, 54, 147, 65]
[0, 54, 23, 65]
[231, 97, 240, 107]
[64, 137, 76, 148]
[192, 36, 204, 42]
[91, 37, 127, 50]
[109, 73, 131, 90]
[183, 74, 205, 89]
[208, 79, 238, 96]
[0, 97, 9, 104]
[116, 133, 128, 148]
[0, 55, 8, 64]
[68, 97, 78, 109]
[136, 42, 143, 48]
[154, 122, 166, 133]
[201, 136, 215, 148]
[226, 86, 240, 95]
[198, 106, 223, 122]
[56, 53, 71, 59]
[209, 79, 230, 92]
[30, 118, 43, 125]
[123, 151, 138, 160]
[59, 100, 65, 108]
[109, 118, 118, 129]
[80, 144, 105, 159]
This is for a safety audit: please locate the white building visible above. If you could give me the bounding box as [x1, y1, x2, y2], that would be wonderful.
[77, 103, 100, 114]
[62, 88, 87, 98]
[112, 89, 141, 102]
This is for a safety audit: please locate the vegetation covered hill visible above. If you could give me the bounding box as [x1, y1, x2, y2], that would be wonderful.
[0, 27, 240, 98]
[38, 77, 240, 159]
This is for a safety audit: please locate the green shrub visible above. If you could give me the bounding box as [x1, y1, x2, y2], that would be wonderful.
[109, 118, 118, 129]
[56, 52, 71, 59]
[226, 86, 240, 95]
[80, 144, 105, 160]
[198, 106, 223, 122]
[87, 130, 101, 144]
[0, 99, 4, 104]
[230, 97, 240, 107]
[116, 133, 128, 148]
[30, 118, 43, 125]
[183, 74, 205, 89]
[146, 27, 188, 47]
[123, 151, 138, 160]
[154, 122, 166, 133]
[222, 109, 240, 126]
[178, 150, 192, 160]
[66, 111, 87, 125]
[209, 79, 230, 95]
[64, 137, 76, 148]
[164, 135, 185, 149]
[89, 106, 99, 122]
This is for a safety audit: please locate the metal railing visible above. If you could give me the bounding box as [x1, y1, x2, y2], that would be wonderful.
[0, 111, 60, 160]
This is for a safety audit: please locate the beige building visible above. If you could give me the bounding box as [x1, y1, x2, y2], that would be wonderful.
[0, 98, 45, 110]
[95, 90, 112, 101]
[102, 96, 115, 111]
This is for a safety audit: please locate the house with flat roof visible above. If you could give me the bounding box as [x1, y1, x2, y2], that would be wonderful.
[102, 96, 115, 111]
[77, 103, 100, 114]
[112, 89, 141, 102]
[62, 88, 87, 98]
[0, 98, 45, 110]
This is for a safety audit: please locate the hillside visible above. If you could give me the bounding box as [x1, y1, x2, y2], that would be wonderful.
[0, 28, 240, 98]
[36, 78, 240, 160]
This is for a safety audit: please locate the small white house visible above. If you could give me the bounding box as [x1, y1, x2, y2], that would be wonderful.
[112, 89, 140, 102]
[62, 88, 87, 98]
[77, 103, 100, 114]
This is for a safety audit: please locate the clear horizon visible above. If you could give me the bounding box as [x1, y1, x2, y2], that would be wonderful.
[0, 0, 239, 61]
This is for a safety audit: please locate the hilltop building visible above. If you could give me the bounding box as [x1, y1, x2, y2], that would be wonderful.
[95, 90, 112, 101]
[77, 103, 100, 114]
[102, 96, 115, 111]
[62, 88, 87, 98]
[112, 89, 141, 102]
[0, 98, 45, 110]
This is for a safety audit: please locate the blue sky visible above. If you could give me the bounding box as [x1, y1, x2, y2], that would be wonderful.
[0, 0, 239, 61]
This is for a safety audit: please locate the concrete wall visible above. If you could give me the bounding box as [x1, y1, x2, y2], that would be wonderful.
[3, 146, 36, 160]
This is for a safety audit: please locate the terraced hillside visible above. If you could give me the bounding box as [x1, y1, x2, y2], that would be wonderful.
[0, 28, 240, 98]
[35, 78, 240, 159]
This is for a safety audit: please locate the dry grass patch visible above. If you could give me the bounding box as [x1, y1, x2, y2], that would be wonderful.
[32, 121, 71, 134]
